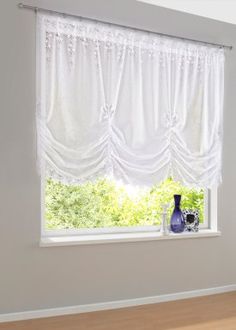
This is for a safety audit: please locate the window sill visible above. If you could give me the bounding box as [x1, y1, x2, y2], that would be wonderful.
[40, 229, 221, 247]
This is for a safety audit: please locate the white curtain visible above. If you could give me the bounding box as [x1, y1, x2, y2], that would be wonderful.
[37, 13, 225, 188]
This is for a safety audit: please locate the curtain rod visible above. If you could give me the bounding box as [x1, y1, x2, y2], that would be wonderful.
[18, 2, 233, 50]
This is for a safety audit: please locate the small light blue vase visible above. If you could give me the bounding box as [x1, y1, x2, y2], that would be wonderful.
[170, 194, 185, 233]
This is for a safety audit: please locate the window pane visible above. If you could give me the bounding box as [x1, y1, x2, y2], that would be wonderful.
[45, 177, 205, 230]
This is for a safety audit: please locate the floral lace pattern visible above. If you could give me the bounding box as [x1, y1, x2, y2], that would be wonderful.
[40, 13, 224, 66]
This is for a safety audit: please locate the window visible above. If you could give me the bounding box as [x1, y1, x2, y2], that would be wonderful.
[37, 13, 224, 243]
[44, 177, 206, 231]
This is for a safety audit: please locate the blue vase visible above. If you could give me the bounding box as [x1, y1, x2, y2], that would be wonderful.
[170, 195, 185, 233]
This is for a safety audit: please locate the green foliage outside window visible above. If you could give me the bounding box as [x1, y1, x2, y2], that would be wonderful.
[45, 177, 204, 230]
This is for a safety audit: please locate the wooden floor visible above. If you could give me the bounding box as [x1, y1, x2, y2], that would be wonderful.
[1, 292, 236, 330]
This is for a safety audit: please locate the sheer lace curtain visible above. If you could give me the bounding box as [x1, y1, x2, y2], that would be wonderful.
[37, 13, 225, 188]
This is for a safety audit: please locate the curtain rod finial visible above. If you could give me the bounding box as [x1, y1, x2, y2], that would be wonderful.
[18, 3, 24, 8]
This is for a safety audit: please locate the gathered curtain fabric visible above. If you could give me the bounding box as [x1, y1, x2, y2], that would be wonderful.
[37, 12, 225, 188]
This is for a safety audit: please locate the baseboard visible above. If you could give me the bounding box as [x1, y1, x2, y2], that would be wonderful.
[1, 284, 236, 323]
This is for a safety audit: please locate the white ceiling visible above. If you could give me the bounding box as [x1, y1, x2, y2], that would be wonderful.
[137, 0, 236, 25]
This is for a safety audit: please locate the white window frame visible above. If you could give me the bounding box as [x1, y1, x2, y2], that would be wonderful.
[40, 164, 218, 244]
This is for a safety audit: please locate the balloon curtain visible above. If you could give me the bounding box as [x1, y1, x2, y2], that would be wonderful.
[37, 13, 224, 188]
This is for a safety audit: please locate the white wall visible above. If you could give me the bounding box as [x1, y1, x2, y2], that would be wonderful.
[0, 0, 236, 314]
[138, 0, 236, 25]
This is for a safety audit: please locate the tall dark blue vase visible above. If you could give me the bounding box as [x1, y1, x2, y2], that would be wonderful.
[170, 194, 185, 233]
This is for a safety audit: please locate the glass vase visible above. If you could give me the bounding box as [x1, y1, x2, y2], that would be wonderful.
[170, 194, 185, 233]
